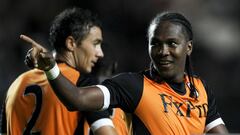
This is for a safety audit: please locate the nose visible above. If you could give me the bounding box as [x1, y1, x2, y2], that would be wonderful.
[96, 45, 104, 58]
[159, 44, 170, 56]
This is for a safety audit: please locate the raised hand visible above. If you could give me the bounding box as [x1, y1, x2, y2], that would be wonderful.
[20, 34, 56, 71]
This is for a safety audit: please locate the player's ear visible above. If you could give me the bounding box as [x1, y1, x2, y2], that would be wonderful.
[187, 40, 193, 56]
[65, 36, 77, 51]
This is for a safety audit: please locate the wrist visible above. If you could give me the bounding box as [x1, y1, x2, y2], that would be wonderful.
[44, 63, 60, 80]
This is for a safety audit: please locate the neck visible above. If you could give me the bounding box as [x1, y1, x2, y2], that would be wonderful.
[150, 66, 184, 83]
[170, 73, 185, 83]
[55, 52, 75, 69]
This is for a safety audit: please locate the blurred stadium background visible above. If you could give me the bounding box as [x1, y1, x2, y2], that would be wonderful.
[0, 0, 239, 132]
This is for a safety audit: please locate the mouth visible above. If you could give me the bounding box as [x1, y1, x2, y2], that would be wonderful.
[91, 60, 97, 67]
[157, 60, 173, 68]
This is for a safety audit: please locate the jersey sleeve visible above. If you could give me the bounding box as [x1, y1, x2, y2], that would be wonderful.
[202, 80, 225, 132]
[101, 72, 144, 113]
[0, 101, 6, 134]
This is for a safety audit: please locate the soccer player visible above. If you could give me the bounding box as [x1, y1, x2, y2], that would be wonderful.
[21, 12, 228, 134]
[0, 7, 120, 135]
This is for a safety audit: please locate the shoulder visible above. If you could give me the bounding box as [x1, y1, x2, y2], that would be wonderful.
[103, 72, 144, 90]
[111, 72, 143, 82]
[101, 72, 145, 112]
[58, 63, 80, 84]
[9, 69, 44, 86]
[6, 69, 45, 101]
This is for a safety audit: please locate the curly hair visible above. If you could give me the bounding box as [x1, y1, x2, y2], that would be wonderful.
[49, 7, 102, 53]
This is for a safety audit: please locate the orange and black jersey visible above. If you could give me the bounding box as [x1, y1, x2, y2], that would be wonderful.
[100, 69, 224, 135]
[0, 63, 110, 135]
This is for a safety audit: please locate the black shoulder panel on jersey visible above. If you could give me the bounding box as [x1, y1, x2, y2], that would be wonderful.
[200, 79, 221, 125]
[76, 74, 99, 87]
[102, 72, 144, 113]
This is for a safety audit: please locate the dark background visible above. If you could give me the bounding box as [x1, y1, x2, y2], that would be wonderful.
[0, 0, 239, 133]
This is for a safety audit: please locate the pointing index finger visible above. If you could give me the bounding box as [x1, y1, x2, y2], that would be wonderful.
[20, 34, 47, 52]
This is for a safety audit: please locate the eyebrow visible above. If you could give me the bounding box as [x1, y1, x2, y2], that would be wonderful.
[152, 36, 179, 41]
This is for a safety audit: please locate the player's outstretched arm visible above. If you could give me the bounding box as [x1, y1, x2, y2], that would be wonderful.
[49, 74, 105, 111]
[20, 35, 106, 111]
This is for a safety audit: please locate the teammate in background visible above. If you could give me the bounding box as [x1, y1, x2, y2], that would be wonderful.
[0, 7, 118, 135]
[21, 12, 229, 134]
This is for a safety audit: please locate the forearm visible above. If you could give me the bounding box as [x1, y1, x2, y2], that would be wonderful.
[49, 73, 104, 111]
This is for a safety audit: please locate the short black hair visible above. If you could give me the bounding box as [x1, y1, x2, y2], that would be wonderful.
[148, 12, 193, 41]
[49, 7, 102, 53]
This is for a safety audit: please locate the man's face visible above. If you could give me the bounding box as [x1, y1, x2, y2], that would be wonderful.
[74, 26, 104, 73]
[148, 21, 192, 82]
